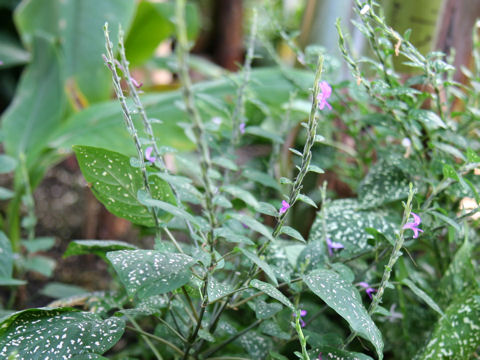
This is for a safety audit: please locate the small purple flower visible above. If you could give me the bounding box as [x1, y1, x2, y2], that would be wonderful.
[145, 146, 156, 163]
[318, 353, 323, 360]
[293, 309, 307, 327]
[317, 81, 332, 110]
[239, 122, 246, 134]
[403, 212, 423, 238]
[279, 200, 290, 215]
[358, 282, 377, 300]
[326, 237, 344, 256]
[131, 78, 143, 88]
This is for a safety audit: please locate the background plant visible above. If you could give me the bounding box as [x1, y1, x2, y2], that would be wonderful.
[0, 0, 479, 359]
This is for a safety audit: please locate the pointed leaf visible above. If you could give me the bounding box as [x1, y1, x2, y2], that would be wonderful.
[229, 213, 274, 242]
[239, 248, 278, 286]
[279, 226, 306, 243]
[401, 279, 443, 316]
[250, 279, 294, 310]
[64, 240, 138, 260]
[304, 269, 384, 359]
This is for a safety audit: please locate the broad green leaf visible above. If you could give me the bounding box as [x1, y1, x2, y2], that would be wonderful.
[0, 33, 29, 68]
[23, 255, 55, 277]
[304, 269, 384, 359]
[309, 199, 397, 253]
[0, 154, 17, 174]
[466, 148, 480, 163]
[107, 250, 193, 299]
[40, 282, 87, 299]
[260, 320, 290, 340]
[64, 240, 138, 260]
[401, 279, 443, 316]
[51, 68, 313, 157]
[22, 237, 55, 253]
[250, 279, 294, 310]
[0, 308, 125, 359]
[207, 275, 233, 303]
[242, 169, 280, 190]
[409, 109, 446, 130]
[256, 202, 279, 217]
[436, 240, 476, 307]
[0, 231, 13, 278]
[432, 141, 466, 161]
[415, 288, 480, 360]
[15, 0, 135, 103]
[214, 227, 254, 245]
[230, 213, 275, 243]
[239, 248, 278, 286]
[358, 160, 410, 208]
[2, 35, 66, 164]
[73, 146, 175, 227]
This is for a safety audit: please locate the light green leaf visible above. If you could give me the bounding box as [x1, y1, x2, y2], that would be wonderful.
[214, 227, 254, 245]
[107, 250, 193, 299]
[0, 308, 125, 359]
[256, 202, 279, 217]
[0, 187, 14, 200]
[64, 240, 138, 260]
[40, 282, 87, 299]
[0, 155, 17, 174]
[254, 300, 283, 320]
[401, 279, 443, 316]
[242, 169, 280, 190]
[415, 288, 480, 360]
[24, 255, 55, 277]
[304, 269, 384, 359]
[250, 279, 294, 310]
[297, 193, 318, 208]
[0, 231, 13, 279]
[2, 35, 65, 164]
[239, 248, 278, 286]
[73, 145, 175, 227]
[22, 237, 55, 253]
[222, 185, 259, 209]
[0, 33, 30, 68]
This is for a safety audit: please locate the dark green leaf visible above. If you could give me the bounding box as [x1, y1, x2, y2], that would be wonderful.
[239, 248, 278, 286]
[304, 269, 383, 359]
[0, 308, 125, 359]
[229, 213, 274, 242]
[107, 250, 193, 299]
[73, 145, 175, 227]
[64, 240, 138, 260]
[401, 279, 443, 316]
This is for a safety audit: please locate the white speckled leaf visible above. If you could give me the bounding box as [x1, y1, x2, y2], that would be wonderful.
[304, 269, 383, 359]
[239, 331, 272, 359]
[308, 345, 374, 360]
[415, 288, 480, 360]
[73, 145, 175, 226]
[259, 320, 290, 340]
[358, 160, 410, 208]
[106, 250, 193, 299]
[207, 275, 233, 303]
[0, 307, 124, 359]
[250, 279, 294, 310]
[254, 299, 283, 320]
[309, 199, 397, 253]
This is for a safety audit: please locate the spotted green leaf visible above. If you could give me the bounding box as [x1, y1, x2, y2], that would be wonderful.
[304, 269, 384, 359]
[254, 300, 283, 320]
[0, 307, 125, 359]
[239, 248, 278, 286]
[260, 320, 290, 340]
[309, 199, 397, 253]
[358, 160, 410, 208]
[409, 109, 446, 130]
[250, 279, 294, 310]
[239, 331, 272, 359]
[416, 288, 480, 360]
[73, 145, 175, 227]
[106, 250, 193, 299]
[207, 275, 233, 303]
[436, 240, 476, 308]
[64, 240, 138, 260]
[308, 346, 373, 360]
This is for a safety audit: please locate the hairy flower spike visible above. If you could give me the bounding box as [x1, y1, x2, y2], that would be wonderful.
[293, 309, 307, 328]
[358, 282, 377, 300]
[403, 212, 423, 238]
[317, 81, 332, 110]
[145, 146, 156, 163]
[279, 200, 290, 215]
[326, 237, 344, 256]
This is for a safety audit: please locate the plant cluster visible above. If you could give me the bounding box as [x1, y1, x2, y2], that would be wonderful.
[1, 0, 479, 359]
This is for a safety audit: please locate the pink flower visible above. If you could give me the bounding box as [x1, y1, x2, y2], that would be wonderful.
[145, 146, 156, 163]
[279, 200, 290, 215]
[403, 212, 423, 238]
[131, 78, 143, 88]
[293, 309, 307, 327]
[326, 237, 344, 256]
[317, 81, 332, 110]
[239, 122, 246, 134]
[358, 282, 377, 300]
